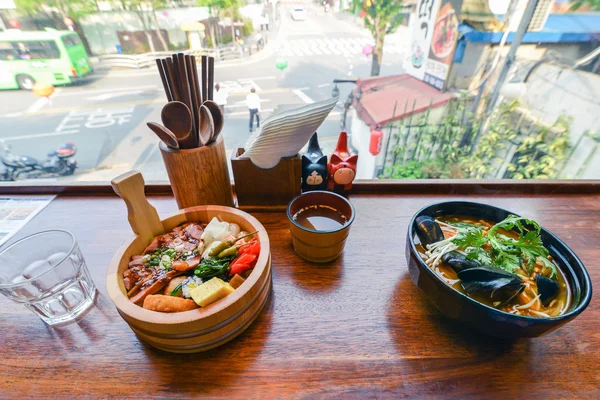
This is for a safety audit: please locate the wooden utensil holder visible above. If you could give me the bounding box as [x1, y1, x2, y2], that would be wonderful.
[160, 135, 234, 209]
[231, 148, 301, 207]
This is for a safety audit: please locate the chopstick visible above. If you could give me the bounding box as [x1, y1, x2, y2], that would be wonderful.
[176, 53, 196, 148]
[165, 58, 180, 102]
[186, 55, 200, 148]
[208, 57, 214, 101]
[156, 59, 172, 102]
[201, 55, 208, 103]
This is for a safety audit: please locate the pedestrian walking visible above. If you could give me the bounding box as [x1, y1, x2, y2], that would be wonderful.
[214, 83, 228, 115]
[246, 88, 261, 132]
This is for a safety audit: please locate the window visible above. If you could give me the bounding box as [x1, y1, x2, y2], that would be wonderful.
[11, 40, 61, 60]
[62, 35, 81, 48]
[0, 42, 18, 61]
[0, 1, 598, 186]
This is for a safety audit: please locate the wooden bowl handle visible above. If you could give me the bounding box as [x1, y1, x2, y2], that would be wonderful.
[111, 170, 165, 242]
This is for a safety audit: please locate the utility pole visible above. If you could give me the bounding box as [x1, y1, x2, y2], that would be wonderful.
[485, 0, 539, 114]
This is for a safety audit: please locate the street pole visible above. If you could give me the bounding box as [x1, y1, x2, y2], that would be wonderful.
[485, 0, 539, 114]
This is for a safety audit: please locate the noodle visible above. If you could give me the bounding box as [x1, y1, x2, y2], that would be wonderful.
[516, 294, 541, 310]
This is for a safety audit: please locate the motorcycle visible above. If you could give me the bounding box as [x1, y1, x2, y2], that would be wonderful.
[0, 141, 78, 181]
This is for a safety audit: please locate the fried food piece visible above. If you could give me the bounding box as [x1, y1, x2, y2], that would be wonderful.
[143, 294, 198, 313]
[229, 274, 245, 289]
[163, 276, 186, 296]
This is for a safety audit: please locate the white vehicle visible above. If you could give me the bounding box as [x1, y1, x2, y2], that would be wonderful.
[291, 6, 307, 21]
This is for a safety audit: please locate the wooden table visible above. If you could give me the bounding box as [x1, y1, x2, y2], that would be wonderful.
[1, 187, 599, 398]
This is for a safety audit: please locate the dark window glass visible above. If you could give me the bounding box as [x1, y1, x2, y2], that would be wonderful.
[11, 40, 61, 60]
[62, 35, 81, 48]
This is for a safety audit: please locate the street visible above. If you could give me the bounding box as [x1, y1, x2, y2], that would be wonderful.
[0, 2, 406, 182]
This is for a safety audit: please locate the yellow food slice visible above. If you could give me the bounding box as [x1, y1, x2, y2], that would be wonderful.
[190, 277, 235, 307]
[229, 274, 246, 289]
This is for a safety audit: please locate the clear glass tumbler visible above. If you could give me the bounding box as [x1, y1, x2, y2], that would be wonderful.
[0, 230, 96, 325]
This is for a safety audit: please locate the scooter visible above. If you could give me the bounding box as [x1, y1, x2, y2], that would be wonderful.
[0, 141, 78, 181]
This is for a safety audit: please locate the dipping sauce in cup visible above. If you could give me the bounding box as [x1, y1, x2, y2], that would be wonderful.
[287, 191, 355, 263]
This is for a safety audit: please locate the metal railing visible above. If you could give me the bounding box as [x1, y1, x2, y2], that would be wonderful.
[97, 46, 242, 69]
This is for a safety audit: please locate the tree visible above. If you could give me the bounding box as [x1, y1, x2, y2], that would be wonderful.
[116, 0, 169, 52]
[15, 0, 97, 54]
[353, 0, 404, 76]
[197, 0, 239, 47]
[570, 0, 600, 10]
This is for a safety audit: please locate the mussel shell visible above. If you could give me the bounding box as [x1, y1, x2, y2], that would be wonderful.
[415, 216, 444, 247]
[441, 251, 481, 273]
[536, 275, 559, 306]
[458, 266, 525, 303]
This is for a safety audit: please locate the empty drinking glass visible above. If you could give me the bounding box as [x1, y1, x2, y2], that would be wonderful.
[0, 230, 96, 325]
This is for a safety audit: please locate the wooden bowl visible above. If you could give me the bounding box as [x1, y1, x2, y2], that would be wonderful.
[286, 191, 355, 263]
[106, 171, 271, 353]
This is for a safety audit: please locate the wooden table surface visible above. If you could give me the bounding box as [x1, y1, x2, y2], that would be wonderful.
[1, 192, 599, 398]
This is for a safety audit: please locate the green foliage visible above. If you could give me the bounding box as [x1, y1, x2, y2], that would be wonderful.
[15, 0, 97, 19]
[197, 0, 239, 11]
[380, 96, 572, 181]
[570, 0, 600, 10]
[242, 17, 254, 36]
[505, 115, 571, 179]
[352, 0, 404, 36]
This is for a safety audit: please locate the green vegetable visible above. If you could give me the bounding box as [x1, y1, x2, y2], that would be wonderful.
[193, 256, 235, 280]
[449, 215, 557, 278]
[217, 246, 238, 258]
[208, 241, 229, 257]
[170, 282, 183, 296]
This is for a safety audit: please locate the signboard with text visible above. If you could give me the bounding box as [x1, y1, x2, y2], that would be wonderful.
[405, 0, 462, 91]
[405, 0, 441, 81]
[423, 0, 462, 90]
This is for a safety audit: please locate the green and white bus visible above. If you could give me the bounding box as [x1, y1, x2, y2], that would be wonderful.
[0, 28, 93, 90]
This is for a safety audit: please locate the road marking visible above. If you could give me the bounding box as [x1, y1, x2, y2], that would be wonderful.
[318, 83, 330, 88]
[24, 88, 60, 113]
[2, 131, 73, 141]
[87, 90, 145, 101]
[58, 85, 158, 97]
[14, 87, 301, 116]
[227, 108, 274, 116]
[293, 89, 315, 104]
[24, 98, 47, 114]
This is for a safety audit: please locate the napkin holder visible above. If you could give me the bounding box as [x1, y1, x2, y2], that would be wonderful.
[231, 148, 301, 207]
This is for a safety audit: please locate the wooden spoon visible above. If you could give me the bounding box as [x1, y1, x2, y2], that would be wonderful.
[203, 100, 223, 143]
[198, 104, 214, 146]
[146, 122, 179, 149]
[161, 101, 192, 148]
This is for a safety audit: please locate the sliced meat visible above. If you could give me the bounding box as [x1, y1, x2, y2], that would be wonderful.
[129, 270, 182, 305]
[128, 258, 144, 268]
[163, 276, 186, 296]
[143, 233, 175, 254]
[185, 223, 204, 240]
[185, 256, 201, 269]
[172, 261, 196, 272]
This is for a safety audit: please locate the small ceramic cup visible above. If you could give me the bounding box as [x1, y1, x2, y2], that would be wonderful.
[286, 191, 355, 263]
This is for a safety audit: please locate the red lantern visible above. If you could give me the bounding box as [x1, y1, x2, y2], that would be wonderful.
[369, 128, 383, 155]
[359, 9, 367, 18]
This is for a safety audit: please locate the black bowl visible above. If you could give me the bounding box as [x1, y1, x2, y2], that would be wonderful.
[406, 201, 592, 338]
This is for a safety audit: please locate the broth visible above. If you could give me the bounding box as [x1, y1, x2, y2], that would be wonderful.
[293, 205, 348, 231]
[416, 215, 571, 318]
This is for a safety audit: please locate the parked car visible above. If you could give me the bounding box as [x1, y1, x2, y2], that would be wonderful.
[291, 6, 307, 21]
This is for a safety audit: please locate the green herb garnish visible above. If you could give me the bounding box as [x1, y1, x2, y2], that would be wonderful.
[170, 282, 183, 296]
[450, 215, 557, 278]
[193, 256, 235, 279]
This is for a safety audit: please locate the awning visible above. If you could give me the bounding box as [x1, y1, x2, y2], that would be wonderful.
[353, 74, 452, 128]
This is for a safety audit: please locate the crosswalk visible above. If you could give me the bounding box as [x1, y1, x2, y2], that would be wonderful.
[277, 37, 404, 57]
